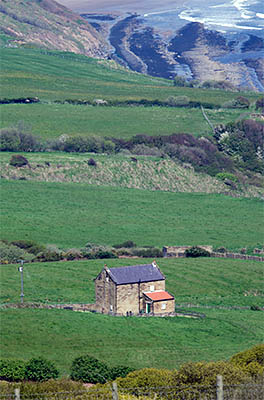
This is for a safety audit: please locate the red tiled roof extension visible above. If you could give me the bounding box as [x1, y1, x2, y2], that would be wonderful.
[144, 291, 174, 301]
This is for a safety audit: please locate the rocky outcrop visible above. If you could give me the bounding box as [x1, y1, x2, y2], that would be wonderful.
[0, 0, 110, 58]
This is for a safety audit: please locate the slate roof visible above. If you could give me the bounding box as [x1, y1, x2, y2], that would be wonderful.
[108, 263, 165, 285]
[144, 291, 174, 301]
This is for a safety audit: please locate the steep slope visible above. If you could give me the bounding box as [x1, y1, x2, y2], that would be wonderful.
[0, 0, 109, 57]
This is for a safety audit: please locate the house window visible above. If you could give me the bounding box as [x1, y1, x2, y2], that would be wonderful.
[110, 305, 113, 311]
[161, 303, 166, 310]
[106, 276, 109, 282]
[150, 285, 155, 292]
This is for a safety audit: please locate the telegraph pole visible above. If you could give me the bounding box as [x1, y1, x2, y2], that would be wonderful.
[18, 260, 24, 304]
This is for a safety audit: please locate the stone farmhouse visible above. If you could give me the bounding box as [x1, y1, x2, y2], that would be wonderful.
[94, 262, 175, 316]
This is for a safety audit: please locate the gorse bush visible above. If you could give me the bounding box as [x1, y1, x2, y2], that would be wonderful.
[230, 344, 264, 378]
[24, 357, 59, 382]
[0, 122, 42, 152]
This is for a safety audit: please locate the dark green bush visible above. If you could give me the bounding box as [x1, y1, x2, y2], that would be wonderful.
[24, 357, 59, 382]
[70, 355, 110, 383]
[35, 250, 62, 262]
[255, 96, 264, 110]
[185, 246, 211, 258]
[9, 154, 29, 167]
[0, 359, 26, 382]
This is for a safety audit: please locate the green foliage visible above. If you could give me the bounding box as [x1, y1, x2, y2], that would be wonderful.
[0, 359, 26, 382]
[185, 246, 211, 258]
[70, 355, 110, 383]
[24, 357, 59, 382]
[131, 247, 163, 258]
[230, 344, 264, 378]
[0, 241, 35, 264]
[222, 96, 250, 109]
[9, 154, 29, 167]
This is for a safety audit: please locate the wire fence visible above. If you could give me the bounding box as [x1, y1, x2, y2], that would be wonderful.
[1, 380, 264, 400]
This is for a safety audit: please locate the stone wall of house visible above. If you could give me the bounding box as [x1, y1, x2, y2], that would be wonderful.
[153, 299, 175, 314]
[116, 280, 166, 315]
[95, 269, 116, 313]
[116, 283, 140, 315]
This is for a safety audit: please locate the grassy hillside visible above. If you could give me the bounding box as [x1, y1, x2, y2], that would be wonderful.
[1, 257, 263, 374]
[1, 179, 263, 251]
[1, 152, 263, 198]
[1, 48, 259, 104]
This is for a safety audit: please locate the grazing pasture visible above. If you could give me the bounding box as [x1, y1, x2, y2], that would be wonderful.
[1, 180, 263, 251]
[0, 257, 263, 375]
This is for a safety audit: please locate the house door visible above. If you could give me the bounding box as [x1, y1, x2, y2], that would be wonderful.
[146, 303, 151, 314]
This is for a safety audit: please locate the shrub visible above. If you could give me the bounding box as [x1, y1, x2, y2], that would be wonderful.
[173, 76, 188, 87]
[9, 154, 29, 167]
[116, 368, 174, 394]
[24, 357, 59, 382]
[35, 246, 62, 262]
[64, 248, 82, 260]
[131, 144, 162, 157]
[230, 344, 264, 378]
[185, 246, 211, 258]
[70, 355, 110, 383]
[0, 123, 42, 152]
[0, 241, 35, 264]
[0, 359, 26, 382]
[175, 361, 248, 388]
[166, 96, 190, 106]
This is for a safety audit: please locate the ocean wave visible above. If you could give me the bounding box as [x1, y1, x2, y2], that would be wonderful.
[256, 13, 264, 19]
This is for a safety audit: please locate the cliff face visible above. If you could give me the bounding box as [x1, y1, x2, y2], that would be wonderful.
[0, 0, 110, 58]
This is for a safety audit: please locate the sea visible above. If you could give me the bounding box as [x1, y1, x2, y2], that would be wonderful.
[141, 0, 264, 39]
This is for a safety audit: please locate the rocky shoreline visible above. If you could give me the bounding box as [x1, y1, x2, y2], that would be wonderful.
[82, 12, 264, 91]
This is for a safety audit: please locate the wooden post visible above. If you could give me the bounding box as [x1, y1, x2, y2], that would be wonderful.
[112, 382, 119, 400]
[15, 388, 20, 400]
[216, 375, 223, 400]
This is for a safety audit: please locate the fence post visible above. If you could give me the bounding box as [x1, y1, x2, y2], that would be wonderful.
[15, 388, 20, 400]
[216, 375, 223, 400]
[112, 382, 119, 400]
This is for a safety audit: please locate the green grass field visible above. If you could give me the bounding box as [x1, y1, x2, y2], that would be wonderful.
[1, 179, 263, 251]
[0, 257, 263, 375]
[0, 103, 249, 139]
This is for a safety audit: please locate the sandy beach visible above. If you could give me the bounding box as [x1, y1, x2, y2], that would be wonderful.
[56, 0, 184, 13]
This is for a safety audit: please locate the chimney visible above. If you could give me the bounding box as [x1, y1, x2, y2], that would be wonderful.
[152, 260, 157, 268]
